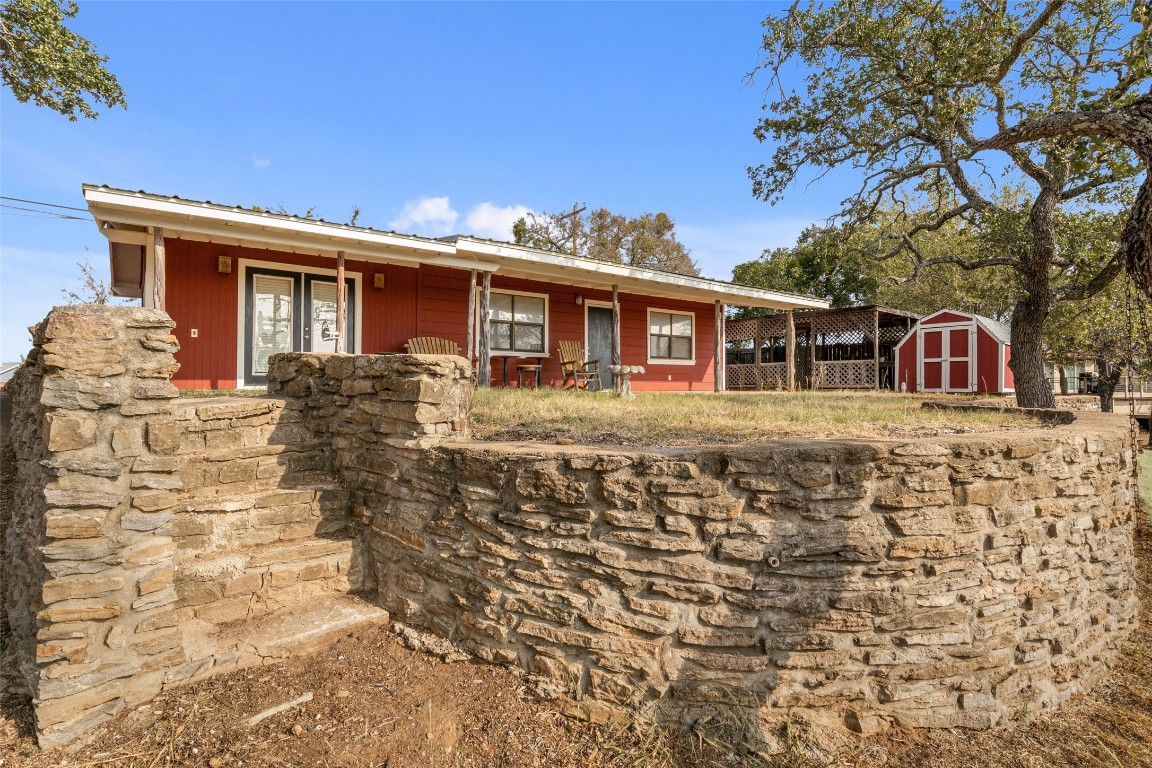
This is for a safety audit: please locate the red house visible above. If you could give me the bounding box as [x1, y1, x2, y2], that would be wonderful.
[84, 186, 827, 391]
[894, 309, 1014, 394]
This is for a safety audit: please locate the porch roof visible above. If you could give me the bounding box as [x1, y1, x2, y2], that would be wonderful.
[83, 185, 828, 311]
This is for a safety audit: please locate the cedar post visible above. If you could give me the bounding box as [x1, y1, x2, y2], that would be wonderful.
[335, 251, 346, 352]
[465, 269, 477, 363]
[478, 272, 492, 387]
[785, 309, 796, 391]
[714, 301, 725, 392]
[152, 227, 166, 311]
[809, 324, 816, 389]
[611, 284, 621, 366]
[873, 308, 881, 390]
[753, 321, 763, 387]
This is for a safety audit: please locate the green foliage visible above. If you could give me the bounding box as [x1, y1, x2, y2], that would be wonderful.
[513, 207, 699, 276]
[730, 199, 1127, 324]
[0, 0, 126, 120]
[747, 1, 1150, 404]
[750, 0, 1146, 217]
[1045, 275, 1152, 377]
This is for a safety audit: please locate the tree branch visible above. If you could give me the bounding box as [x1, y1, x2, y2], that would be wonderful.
[989, 0, 1069, 85]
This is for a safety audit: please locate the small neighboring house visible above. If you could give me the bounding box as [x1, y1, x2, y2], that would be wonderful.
[83, 186, 827, 391]
[895, 309, 1014, 394]
[0, 362, 21, 384]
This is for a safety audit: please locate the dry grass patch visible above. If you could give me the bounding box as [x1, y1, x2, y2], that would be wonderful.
[472, 389, 1038, 446]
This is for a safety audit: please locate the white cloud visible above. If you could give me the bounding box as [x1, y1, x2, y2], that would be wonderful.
[389, 196, 459, 236]
[677, 217, 818, 280]
[252, 156, 271, 169]
[464, 202, 532, 241]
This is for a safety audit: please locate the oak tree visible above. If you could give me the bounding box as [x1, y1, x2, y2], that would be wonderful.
[748, 0, 1151, 407]
[513, 207, 699, 276]
[1, 0, 126, 120]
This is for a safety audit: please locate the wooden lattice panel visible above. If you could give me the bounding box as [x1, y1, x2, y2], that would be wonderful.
[725, 315, 788, 344]
[813, 360, 876, 389]
[880, 325, 911, 345]
[726, 363, 788, 390]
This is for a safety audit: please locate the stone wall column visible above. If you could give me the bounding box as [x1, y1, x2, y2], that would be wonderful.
[5, 306, 183, 748]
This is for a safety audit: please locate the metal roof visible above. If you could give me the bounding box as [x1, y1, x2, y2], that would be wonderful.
[82, 185, 829, 311]
[974, 314, 1012, 345]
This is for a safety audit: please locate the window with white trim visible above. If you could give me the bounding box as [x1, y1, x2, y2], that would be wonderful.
[648, 310, 694, 361]
[490, 292, 546, 354]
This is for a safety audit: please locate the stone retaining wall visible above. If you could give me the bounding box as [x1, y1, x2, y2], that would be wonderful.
[3, 306, 1139, 747]
[3, 307, 466, 747]
[270, 352, 1140, 734]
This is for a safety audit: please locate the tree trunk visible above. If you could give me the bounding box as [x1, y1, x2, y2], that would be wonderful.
[1010, 293, 1055, 408]
[1010, 182, 1060, 409]
[1058, 364, 1068, 395]
[1095, 357, 1123, 413]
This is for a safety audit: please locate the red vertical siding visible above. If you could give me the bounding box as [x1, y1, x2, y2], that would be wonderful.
[164, 239, 240, 389]
[1003, 345, 1014, 390]
[896, 334, 918, 392]
[164, 238, 720, 391]
[976, 327, 1001, 393]
[372, 265, 419, 353]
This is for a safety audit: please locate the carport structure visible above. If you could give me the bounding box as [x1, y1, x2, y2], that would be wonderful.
[725, 305, 919, 391]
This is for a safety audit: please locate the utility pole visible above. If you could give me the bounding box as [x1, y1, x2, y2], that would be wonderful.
[556, 203, 586, 256]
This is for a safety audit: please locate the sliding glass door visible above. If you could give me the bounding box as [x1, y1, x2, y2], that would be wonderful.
[244, 268, 355, 384]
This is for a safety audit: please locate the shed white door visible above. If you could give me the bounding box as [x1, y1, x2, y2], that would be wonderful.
[920, 324, 975, 393]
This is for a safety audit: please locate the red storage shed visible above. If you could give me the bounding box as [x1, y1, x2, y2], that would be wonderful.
[894, 310, 1014, 394]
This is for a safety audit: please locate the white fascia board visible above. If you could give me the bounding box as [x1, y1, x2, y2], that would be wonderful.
[101, 227, 149, 246]
[84, 187, 457, 258]
[87, 205, 498, 273]
[456, 238, 828, 310]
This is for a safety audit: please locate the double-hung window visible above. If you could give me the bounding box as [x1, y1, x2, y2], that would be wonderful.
[490, 292, 546, 354]
[648, 309, 694, 363]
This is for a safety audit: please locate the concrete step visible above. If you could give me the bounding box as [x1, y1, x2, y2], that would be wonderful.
[170, 593, 389, 687]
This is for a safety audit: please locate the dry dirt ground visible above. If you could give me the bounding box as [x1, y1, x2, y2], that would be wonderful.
[1, 432, 1149, 767]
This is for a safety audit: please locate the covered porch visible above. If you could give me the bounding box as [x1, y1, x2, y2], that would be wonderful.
[725, 305, 919, 391]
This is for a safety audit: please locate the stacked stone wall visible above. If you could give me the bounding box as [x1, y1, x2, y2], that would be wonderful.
[2, 309, 468, 748]
[268, 355, 1140, 734]
[3, 306, 1139, 748]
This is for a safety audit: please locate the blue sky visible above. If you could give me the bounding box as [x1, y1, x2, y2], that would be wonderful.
[1, 1, 844, 360]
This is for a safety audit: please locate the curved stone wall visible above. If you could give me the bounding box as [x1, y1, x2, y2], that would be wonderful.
[269, 358, 1141, 733]
[4, 312, 1138, 747]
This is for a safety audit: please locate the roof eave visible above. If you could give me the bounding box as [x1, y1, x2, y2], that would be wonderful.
[454, 238, 828, 310]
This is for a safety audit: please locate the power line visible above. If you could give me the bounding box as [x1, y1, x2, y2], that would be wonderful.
[1, 211, 86, 220]
[0, 195, 89, 213]
[0, 203, 86, 219]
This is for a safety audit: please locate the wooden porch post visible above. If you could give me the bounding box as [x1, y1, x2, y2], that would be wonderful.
[335, 250, 346, 352]
[785, 309, 796, 391]
[611, 284, 621, 366]
[465, 269, 477, 363]
[808, 325, 816, 389]
[152, 227, 166, 311]
[478, 271, 492, 387]
[873, 308, 880, 390]
[714, 301, 725, 392]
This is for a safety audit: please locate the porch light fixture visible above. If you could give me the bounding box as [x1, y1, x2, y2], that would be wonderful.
[575, 293, 583, 306]
[374, 273, 385, 289]
[217, 255, 232, 274]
